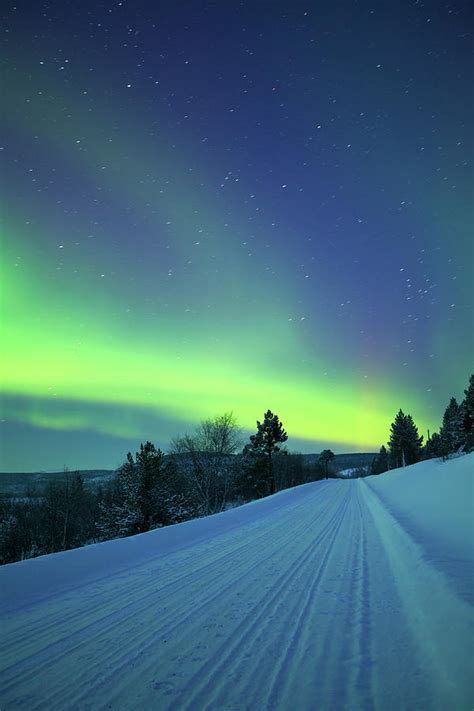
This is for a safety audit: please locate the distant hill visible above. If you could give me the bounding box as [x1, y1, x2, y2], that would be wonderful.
[0, 470, 116, 497]
[0, 452, 376, 496]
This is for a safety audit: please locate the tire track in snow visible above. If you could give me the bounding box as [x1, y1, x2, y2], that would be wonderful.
[2, 490, 328, 660]
[70, 485, 348, 711]
[0, 487, 334, 685]
[3, 472, 471, 711]
[348, 483, 375, 711]
[0, 486, 337, 709]
[259, 483, 372, 711]
[359, 487, 375, 708]
[261, 485, 353, 710]
[272, 482, 366, 711]
[173, 486, 352, 711]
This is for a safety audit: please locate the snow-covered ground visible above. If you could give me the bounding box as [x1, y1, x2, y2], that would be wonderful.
[1, 454, 473, 710]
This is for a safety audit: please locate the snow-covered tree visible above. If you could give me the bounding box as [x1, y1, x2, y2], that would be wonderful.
[99, 442, 193, 539]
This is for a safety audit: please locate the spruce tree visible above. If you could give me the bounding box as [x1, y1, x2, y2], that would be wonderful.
[461, 374, 474, 451]
[388, 409, 423, 467]
[249, 410, 288, 495]
[439, 397, 464, 456]
[99, 441, 191, 538]
[424, 431, 443, 459]
[388, 410, 407, 468]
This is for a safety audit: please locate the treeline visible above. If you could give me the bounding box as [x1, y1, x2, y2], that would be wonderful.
[0, 411, 331, 565]
[2, 375, 472, 564]
[0, 475, 99, 564]
[371, 373, 474, 475]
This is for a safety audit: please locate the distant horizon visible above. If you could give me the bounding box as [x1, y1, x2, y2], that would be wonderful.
[0, 382, 467, 471]
[0, 422, 379, 473]
[0, 453, 380, 476]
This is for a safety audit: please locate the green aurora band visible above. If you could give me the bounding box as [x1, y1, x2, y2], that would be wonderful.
[1, 56, 470, 466]
[2, 219, 434, 451]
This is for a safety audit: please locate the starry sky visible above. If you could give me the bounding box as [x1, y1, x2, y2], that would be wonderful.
[1, 0, 473, 471]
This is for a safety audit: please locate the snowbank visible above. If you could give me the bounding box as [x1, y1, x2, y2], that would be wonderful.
[0, 479, 323, 613]
[365, 453, 474, 601]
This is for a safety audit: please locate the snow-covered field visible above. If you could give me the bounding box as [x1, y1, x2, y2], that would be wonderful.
[1, 454, 473, 710]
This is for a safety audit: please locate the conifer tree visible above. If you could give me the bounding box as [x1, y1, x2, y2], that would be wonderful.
[319, 449, 336, 479]
[439, 397, 464, 456]
[379, 444, 389, 472]
[99, 441, 191, 538]
[424, 431, 443, 459]
[249, 410, 288, 495]
[461, 374, 474, 451]
[388, 409, 423, 467]
[237, 444, 270, 500]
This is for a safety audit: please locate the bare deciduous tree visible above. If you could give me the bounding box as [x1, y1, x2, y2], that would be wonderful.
[171, 412, 241, 515]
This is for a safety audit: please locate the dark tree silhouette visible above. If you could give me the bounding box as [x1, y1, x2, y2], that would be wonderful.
[388, 410, 423, 467]
[249, 410, 288, 495]
[371, 445, 389, 474]
[171, 412, 241, 514]
[439, 397, 464, 456]
[461, 374, 474, 451]
[319, 449, 335, 479]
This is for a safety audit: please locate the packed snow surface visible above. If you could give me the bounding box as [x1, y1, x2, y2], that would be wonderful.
[1, 454, 473, 710]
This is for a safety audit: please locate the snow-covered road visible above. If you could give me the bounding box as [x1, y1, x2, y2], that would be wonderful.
[1, 456, 473, 710]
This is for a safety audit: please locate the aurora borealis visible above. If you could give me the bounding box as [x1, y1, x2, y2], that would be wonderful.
[1, 1, 473, 471]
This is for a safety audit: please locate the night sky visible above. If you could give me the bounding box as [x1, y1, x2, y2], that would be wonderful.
[1, 1, 473, 471]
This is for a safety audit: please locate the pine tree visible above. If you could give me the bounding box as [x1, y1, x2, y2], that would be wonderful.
[424, 431, 443, 459]
[439, 397, 464, 456]
[98, 442, 191, 538]
[249, 410, 288, 495]
[404, 414, 424, 463]
[237, 444, 270, 500]
[319, 449, 335, 479]
[461, 374, 474, 451]
[388, 409, 423, 468]
[388, 410, 407, 468]
[135, 442, 163, 532]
